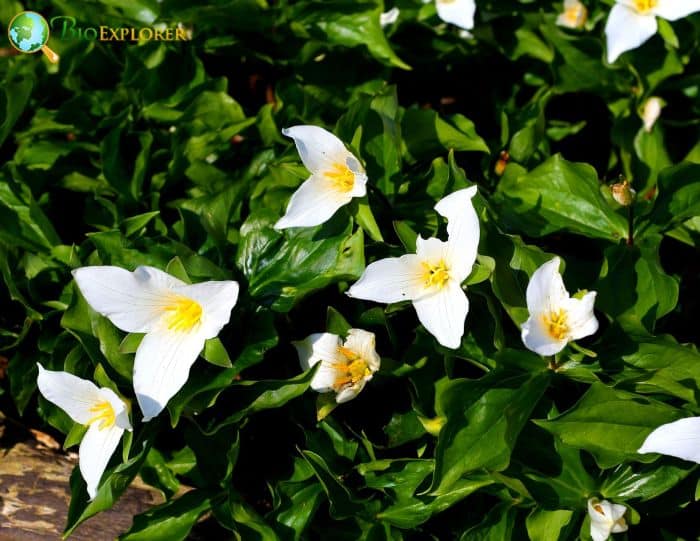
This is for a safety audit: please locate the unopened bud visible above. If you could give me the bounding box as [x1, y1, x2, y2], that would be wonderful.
[495, 150, 509, 176]
[642, 96, 664, 133]
[611, 180, 636, 207]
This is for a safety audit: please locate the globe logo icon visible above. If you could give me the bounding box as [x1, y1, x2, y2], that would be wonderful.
[7, 11, 59, 63]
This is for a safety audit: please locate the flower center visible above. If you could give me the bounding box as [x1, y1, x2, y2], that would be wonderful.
[564, 4, 586, 25]
[422, 260, 451, 289]
[88, 401, 116, 430]
[332, 347, 371, 390]
[633, 0, 657, 14]
[542, 309, 569, 341]
[325, 163, 355, 193]
[163, 296, 203, 332]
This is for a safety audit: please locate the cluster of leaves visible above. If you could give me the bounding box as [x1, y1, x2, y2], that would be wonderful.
[1, 0, 700, 539]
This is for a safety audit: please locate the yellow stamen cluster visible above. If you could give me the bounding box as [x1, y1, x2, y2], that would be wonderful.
[564, 4, 587, 26]
[633, 0, 657, 14]
[88, 401, 116, 430]
[422, 260, 450, 290]
[325, 163, 355, 193]
[332, 346, 371, 390]
[542, 309, 569, 341]
[164, 297, 203, 332]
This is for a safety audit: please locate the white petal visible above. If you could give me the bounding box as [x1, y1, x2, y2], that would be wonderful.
[563, 291, 599, 341]
[416, 235, 450, 265]
[347, 254, 426, 304]
[274, 173, 354, 229]
[133, 330, 206, 421]
[36, 364, 102, 425]
[638, 417, 700, 463]
[72, 266, 183, 333]
[282, 125, 352, 173]
[434, 187, 480, 282]
[343, 329, 381, 372]
[642, 96, 663, 132]
[413, 281, 468, 349]
[174, 280, 239, 339]
[435, 0, 476, 30]
[605, 3, 658, 63]
[525, 258, 569, 316]
[336, 381, 368, 404]
[380, 7, 400, 27]
[653, 0, 700, 21]
[79, 423, 124, 500]
[293, 333, 344, 392]
[521, 315, 568, 356]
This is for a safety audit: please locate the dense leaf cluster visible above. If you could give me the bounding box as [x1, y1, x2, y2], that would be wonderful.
[1, 0, 700, 539]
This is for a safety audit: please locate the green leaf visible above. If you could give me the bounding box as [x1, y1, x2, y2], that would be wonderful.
[646, 163, 700, 234]
[119, 490, 211, 541]
[525, 509, 574, 541]
[237, 211, 365, 312]
[494, 154, 629, 241]
[536, 383, 683, 468]
[202, 337, 232, 368]
[431, 370, 549, 494]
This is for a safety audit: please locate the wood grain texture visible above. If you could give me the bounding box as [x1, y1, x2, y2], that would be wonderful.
[0, 419, 162, 541]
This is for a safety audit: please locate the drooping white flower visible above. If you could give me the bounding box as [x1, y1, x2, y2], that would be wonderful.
[274, 126, 368, 230]
[521, 257, 598, 356]
[605, 0, 700, 63]
[587, 498, 629, 541]
[73, 266, 239, 421]
[435, 0, 476, 31]
[556, 0, 588, 29]
[641, 96, 664, 132]
[347, 187, 479, 349]
[294, 328, 381, 403]
[380, 7, 401, 27]
[638, 417, 700, 463]
[36, 365, 132, 499]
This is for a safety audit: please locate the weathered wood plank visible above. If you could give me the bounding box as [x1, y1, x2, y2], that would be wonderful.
[0, 420, 162, 541]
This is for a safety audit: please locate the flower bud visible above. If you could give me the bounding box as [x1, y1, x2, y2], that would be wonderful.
[611, 180, 636, 207]
[642, 96, 663, 133]
[495, 150, 509, 176]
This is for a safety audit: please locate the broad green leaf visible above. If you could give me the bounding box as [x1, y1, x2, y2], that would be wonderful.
[494, 154, 628, 241]
[536, 383, 682, 468]
[431, 370, 549, 494]
[120, 490, 211, 541]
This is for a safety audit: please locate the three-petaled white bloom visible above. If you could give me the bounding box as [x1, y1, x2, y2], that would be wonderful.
[642, 96, 664, 132]
[36, 365, 132, 499]
[73, 266, 239, 421]
[347, 187, 479, 349]
[556, 0, 588, 29]
[435, 0, 476, 31]
[605, 0, 700, 63]
[294, 328, 380, 403]
[521, 257, 598, 356]
[274, 126, 368, 230]
[638, 416, 700, 463]
[587, 498, 629, 541]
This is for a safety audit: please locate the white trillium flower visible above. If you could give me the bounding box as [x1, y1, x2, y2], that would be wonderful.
[642, 96, 664, 132]
[380, 7, 401, 27]
[347, 187, 479, 349]
[72, 266, 239, 421]
[274, 126, 368, 230]
[435, 0, 476, 31]
[587, 498, 629, 541]
[36, 365, 132, 499]
[556, 0, 588, 29]
[521, 257, 598, 356]
[294, 328, 380, 403]
[605, 0, 700, 63]
[638, 416, 700, 462]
